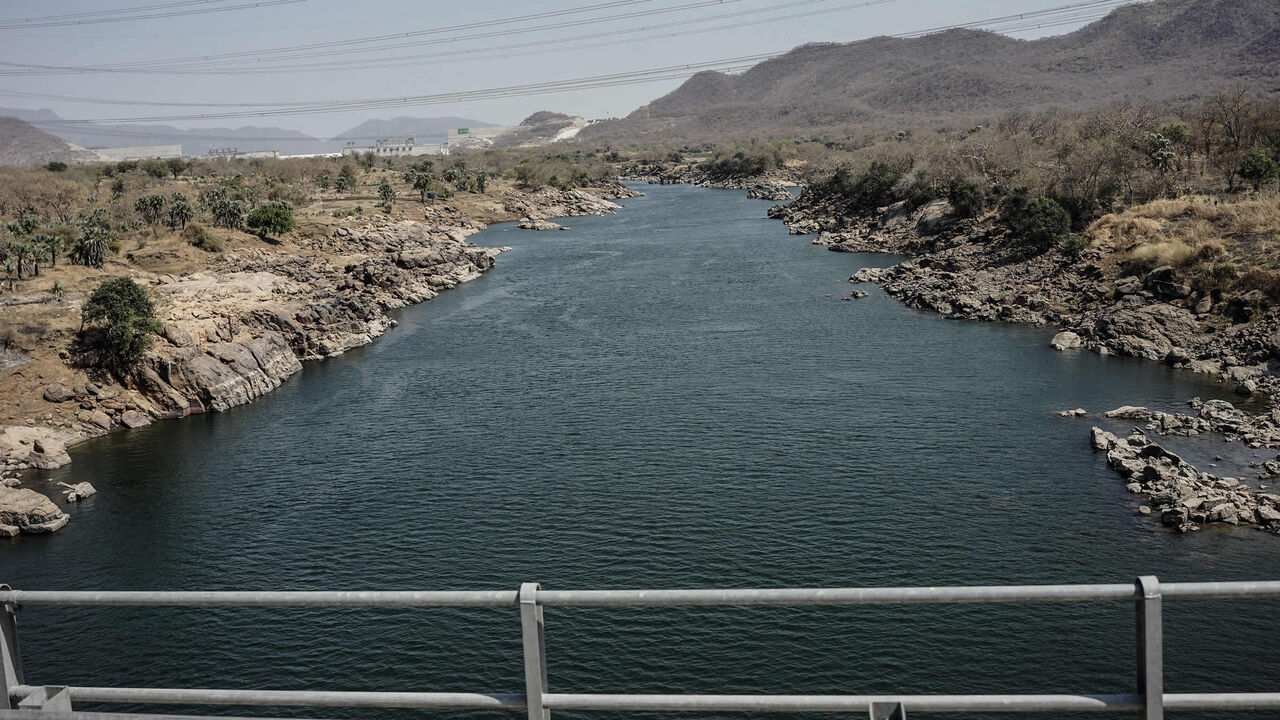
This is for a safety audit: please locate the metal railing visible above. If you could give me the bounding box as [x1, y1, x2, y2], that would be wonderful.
[2, 578, 1280, 720]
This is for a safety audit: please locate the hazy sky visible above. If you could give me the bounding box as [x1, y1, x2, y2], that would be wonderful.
[1, 0, 1120, 137]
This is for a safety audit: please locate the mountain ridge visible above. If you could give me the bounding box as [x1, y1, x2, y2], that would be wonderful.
[582, 0, 1280, 144]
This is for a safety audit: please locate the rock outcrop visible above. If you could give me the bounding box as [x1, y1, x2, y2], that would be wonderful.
[1091, 427, 1280, 534]
[0, 486, 69, 534]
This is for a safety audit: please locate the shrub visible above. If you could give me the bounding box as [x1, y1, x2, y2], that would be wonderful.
[245, 201, 295, 240]
[1239, 151, 1279, 191]
[44, 161, 67, 173]
[822, 161, 904, 212]
[998, 190, 1071, 253]
[140, 159, 168, 180]
[168, 193, 194, 229]
[211, 198, 246, 229]
[1060, 234, 1090, 260]
[70, 208, 114, 268]
[1235, 267, 1280, 302]
[135, 194, 167, 226]
[378, 181, 396, 209]
[701, 150, 774, 180]
[947, 176, 985, 218]
[80, 277, 161, 376]
[182, 222, 223, 252]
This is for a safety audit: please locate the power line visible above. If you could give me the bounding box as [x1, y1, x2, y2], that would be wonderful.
[30, 0, 1146, 126]
[0, 0, 313, 30]
[0, 0, 669, 71]
[0, 0, 235, 24]
[0, 0, 892, 81]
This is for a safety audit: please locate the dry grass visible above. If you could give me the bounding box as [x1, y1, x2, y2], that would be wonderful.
[1088, 193, 1280, 294]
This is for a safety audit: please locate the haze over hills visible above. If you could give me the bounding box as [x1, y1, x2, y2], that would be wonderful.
[582, 0, 1280, 144]
[0, 117, 99, 166]
[0, 108, 495, 158]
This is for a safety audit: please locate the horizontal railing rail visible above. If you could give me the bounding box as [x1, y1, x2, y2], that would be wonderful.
[1, 578, 1278, 719]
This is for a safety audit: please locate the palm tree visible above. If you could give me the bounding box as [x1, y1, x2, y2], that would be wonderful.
[35, 233, 63, 268]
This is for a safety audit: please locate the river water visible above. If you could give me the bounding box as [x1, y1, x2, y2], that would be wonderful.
[3, 184, 1279, 720]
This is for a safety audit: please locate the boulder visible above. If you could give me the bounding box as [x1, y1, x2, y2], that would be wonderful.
[1143, 266, 1191, 299]
[1114, 276, 1142, 295]
[1090, 426, 1115, 451]
[0, 486, 69, 533]
[1050, 331, 1082, 351]
[161, 322, 195, 348]
[42, 384, 76, 403]
[517, 219, 564, 231]
[59, 481, 96, 502]
[914, 199, 955, 235]
[120, 410, 150, 429]
[88, 410, 112, 430]
[27, 437, 71, 470]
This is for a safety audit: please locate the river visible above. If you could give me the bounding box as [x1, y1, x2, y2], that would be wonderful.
[3, 184, 1278, 719]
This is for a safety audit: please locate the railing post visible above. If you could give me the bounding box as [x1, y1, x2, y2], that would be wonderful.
[869, 701, 907, 719]
[1135, 576, 1163, 720]
[0, 586, 22, 710]
[520, 582, 549, 720]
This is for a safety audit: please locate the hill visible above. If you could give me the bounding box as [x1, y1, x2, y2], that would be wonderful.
[333, 116, 493, 145]
[581, 0, 1280, 144]
[0, 109, 496, 157]
[0, 117, 98, 166]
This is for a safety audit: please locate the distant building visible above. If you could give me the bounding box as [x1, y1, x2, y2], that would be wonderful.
[445, 126, 517, 151]
[205, 147, 279, 160]
[91, 145, 183, 162]
[342, 137, 447, 158]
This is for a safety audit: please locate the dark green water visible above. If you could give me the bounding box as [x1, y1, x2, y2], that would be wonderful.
[3, 184, 1279, 719]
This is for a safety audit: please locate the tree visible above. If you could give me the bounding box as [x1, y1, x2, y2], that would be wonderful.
[211, 198, 246, 230]
[110, 177, 126, 200]
[1239, 150, 1279, 191]
[6, 240, 31, 279]
[141, 159, 168, 180]
[44, 161, 67, 172]
[168, 193, 194, 229]
[403, 169, 433, 204]
[80, 277, 161, 376]
[316, 170, 332, 190]
[999, 189, 1070, 254]
[33, 233, 62, 268]
[337, 164, 357, 192]
[244, 201, 294, 240]
[378, 181, 396, 210]
[165, 157, 190, 179]
[947, 176, 984, 219]
[135, 194, 167, 228]
[70, 208, 114, 268]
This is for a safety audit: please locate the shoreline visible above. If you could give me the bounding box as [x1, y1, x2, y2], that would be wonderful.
[623, 174, 1280, 535]
[0, 183, 639, 535]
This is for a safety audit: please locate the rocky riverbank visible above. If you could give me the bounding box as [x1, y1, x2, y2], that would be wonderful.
[770, 192, 1280, 399]
[760, 185, 1280, 533]
[0, 184, 636, 534]
[619, 163, 795, 201]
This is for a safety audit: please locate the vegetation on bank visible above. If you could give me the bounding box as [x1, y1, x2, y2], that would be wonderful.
[691, 89, 1279, 302]
[0, 147, 624, 291]
[77, 277, 160, 377]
